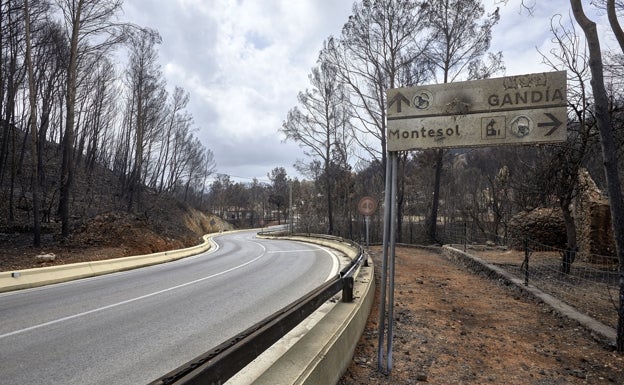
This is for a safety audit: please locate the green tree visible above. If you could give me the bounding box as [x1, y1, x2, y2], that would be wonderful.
[267, 167, 289, 225]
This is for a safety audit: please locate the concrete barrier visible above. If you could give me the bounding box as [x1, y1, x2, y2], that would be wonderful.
[0, 234, 215, 293]
[251, 260, 374, 385]
[235, 234, 375, 385]
[257, 234, 359, 260]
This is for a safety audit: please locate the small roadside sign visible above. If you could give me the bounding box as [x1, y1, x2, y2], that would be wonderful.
[387, 71, 567, 151]
[358, 196, 377, 216]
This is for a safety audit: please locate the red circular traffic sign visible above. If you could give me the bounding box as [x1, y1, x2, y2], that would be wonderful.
[358, 196, 378, 216]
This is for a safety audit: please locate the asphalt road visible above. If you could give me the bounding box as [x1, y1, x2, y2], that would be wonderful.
[0, 230, 340, 385]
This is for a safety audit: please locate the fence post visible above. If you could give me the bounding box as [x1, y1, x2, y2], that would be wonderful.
[463, 222, 467, 252]
[523, 238, 530, 286]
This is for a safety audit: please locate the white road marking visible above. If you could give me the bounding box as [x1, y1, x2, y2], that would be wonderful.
[0, 242, 267, 341]
[264, 243, 341, 280]
[0, 237, 221, 299]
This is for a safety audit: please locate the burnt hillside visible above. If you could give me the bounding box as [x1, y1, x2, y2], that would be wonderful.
[0, 127, 229, 271]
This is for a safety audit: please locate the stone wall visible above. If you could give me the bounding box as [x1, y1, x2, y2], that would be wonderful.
[573, 170, 615, 259]
[508, 208, 567, 248]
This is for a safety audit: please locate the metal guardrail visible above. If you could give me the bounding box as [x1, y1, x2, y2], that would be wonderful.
[149, 234, 364, 385]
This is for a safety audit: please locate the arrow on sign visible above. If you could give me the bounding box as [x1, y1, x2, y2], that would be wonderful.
[538, 113, 563, 136]
[388, 92, 410, 113]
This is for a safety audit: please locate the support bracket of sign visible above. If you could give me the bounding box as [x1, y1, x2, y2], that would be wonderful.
[377, 71, 567, 374]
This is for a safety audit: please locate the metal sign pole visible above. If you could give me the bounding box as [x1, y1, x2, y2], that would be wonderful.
[386, 152, 398, 371]
[377, 153, 393, 372]
[365, 215, 370, 250]
[377, 151, 398, 374]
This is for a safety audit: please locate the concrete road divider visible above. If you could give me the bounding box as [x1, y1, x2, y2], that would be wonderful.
[248, 256, 374, 385]
[0, 234, 215, 293]
[238, 234, 375, 385]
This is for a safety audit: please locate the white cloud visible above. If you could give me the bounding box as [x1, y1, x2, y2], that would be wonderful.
[121, 0, 613, 182]
[490, 0, 612, 76]
[121, 0, 352, 181]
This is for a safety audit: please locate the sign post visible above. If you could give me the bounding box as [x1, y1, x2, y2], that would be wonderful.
[377, 71, 567, 374]
[358, 196, 378, 250]
[378, 153, 398, 373]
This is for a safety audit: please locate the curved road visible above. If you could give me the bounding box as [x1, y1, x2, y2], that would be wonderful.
[0, 230, 340, 385]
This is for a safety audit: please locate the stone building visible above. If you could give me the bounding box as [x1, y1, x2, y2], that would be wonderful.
[573, 169, 615, 261]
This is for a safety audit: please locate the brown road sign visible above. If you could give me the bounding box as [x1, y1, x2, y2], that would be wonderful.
[387, 71, 567, 151]
[358, 196, 378, 216]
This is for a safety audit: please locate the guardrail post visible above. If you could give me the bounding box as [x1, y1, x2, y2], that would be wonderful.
[342, 276, 354, 303]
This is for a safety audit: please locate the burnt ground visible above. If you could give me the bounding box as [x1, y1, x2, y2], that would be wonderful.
[0, 204, 232, 272]
[339, 247, 624, 385]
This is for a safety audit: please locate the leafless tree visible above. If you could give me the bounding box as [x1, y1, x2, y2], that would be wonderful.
[282, 42, 353, 234]
[82, 57, 117, 174]
[325, 0, 433, 242]
[23, 0, 41, 245]
[150, 86, 190, 192]
[1, 0, 27, 222]
[31, 18, 66, 208]
[327, 0, 430, 168]
[55, 0, 126, 239]
[420, 0, 502, 242]
[192, 147, 216, 205]
[123, 27, 165, 211]
[530, 13, 601, 263]
[569, 0, 624, 351]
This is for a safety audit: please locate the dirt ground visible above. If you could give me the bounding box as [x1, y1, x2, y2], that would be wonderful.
[0, 228, 172, 272]
[339, 247, 624, 385]
[0, 209, 230, 272]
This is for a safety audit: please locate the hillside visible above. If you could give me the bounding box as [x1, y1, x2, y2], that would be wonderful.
[0, 198, 233, 272]
[0, 130, 232, 272]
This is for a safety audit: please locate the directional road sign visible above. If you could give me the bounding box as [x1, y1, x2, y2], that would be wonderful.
[387, 71, 567, 151]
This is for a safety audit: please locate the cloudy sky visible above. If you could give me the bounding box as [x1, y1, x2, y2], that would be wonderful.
[120, 0, 610, 183]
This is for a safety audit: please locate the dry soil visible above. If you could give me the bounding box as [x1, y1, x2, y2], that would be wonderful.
[338, 247, 624, 385]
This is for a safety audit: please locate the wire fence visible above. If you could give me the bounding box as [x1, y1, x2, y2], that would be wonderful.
[293, 215, 620, 330]
[439, 222, 620, 330]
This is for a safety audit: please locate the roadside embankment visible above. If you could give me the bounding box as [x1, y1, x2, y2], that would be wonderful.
[0, 234, 215, 293]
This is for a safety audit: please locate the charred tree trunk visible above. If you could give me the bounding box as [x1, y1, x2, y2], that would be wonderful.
[24, 0, 41, 246]
[571, 0, 624, 351]
[427, 149, 444, 243]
